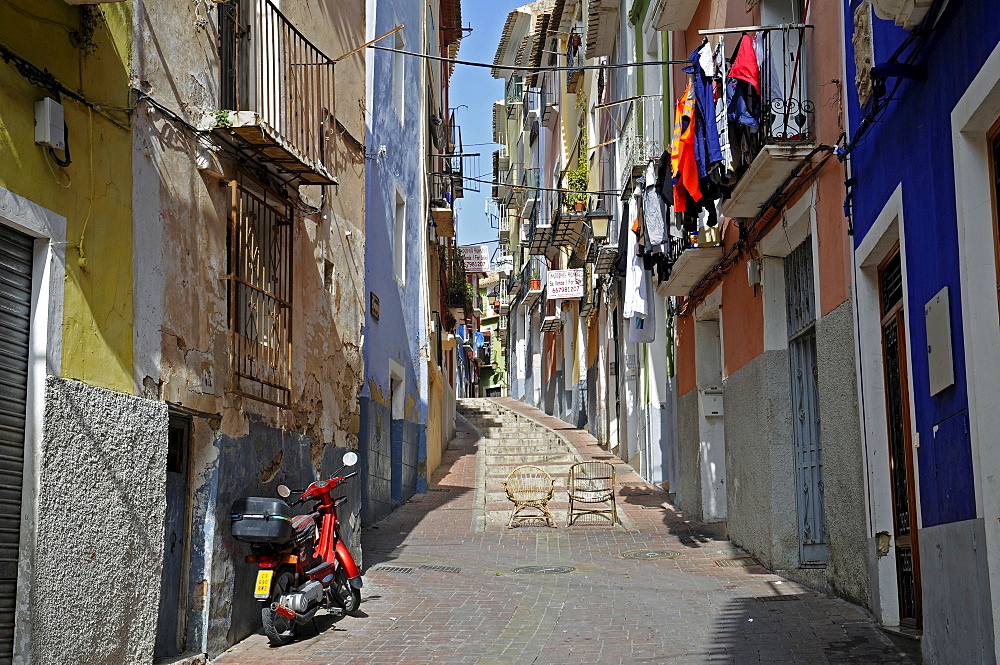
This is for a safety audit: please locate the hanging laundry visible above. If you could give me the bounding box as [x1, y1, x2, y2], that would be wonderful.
[623, 189, 649, 320]
[713, 37, 734, 181]
[754, 31, 783, 109]
[613, 198, 631, 276]
[627, 269, 656, 344]
[687, 42, 724, 180]
[728, 33, 763, 179]
[670, 80, 702, 213]
[655, 149, 673, 206]
[729, 33, 760, 91]
[642, 161, 669, 246]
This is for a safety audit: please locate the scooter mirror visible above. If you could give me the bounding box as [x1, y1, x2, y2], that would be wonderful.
[342, 452, 358, 467]
[276, 485, 291, 498]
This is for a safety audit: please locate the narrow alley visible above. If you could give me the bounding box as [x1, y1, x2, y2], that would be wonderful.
[214, 399, 915, 665]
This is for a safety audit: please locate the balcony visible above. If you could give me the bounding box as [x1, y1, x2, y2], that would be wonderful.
[498, 216, 510, 243]
[595, 243, 618, 275]
[871, 0, 933, 29]
[618, 134, 661, 194]
[566, 36, 584, 94]
[521, 258, 545, 308]
[720, 27, 816, 219]
[585, 0, 619, 59]
[656, 237, 723, 297]
[541, 315, 562, 333]
[651, 0, 699, 31]
[527, 206, 553, 256]
[508, 271, 522, 297]
[213, 1, 336, 185]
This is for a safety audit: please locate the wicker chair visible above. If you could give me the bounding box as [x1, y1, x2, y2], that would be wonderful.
[503, 465, 556, 528]
[567, 461, 617, 526]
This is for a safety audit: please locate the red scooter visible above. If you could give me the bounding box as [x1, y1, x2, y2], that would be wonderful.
[231, 452, 363, 646]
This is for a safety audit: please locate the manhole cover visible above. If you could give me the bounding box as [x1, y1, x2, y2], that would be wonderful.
[714, 556, 761, 568]
[374, 566, 414, 574]
[513, 565, 576, 575]
[622, 549, 681, 559]
[420, 564, 461, 573]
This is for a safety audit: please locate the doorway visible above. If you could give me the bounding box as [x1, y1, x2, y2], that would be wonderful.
[784, 237, 827, 566]
[154, 414, 191, 658]
[0, 224, 32, 664]
[878, 249, 922, 629]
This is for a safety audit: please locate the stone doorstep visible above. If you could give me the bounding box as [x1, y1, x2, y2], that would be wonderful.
[153, 653, 207, 665]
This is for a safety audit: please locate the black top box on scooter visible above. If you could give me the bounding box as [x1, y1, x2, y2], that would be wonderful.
[230, 497, 293, 544]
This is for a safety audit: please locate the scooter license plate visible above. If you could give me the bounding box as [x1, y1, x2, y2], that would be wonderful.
[254, 570, 273, 599]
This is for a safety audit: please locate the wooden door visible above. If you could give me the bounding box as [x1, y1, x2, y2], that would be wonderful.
[878, 249, 922, 628]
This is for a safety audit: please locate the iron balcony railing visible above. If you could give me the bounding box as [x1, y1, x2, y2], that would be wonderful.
[730, 26, 815, 180]
[220, 0, 335, 172]
[566, 33, 584, 93]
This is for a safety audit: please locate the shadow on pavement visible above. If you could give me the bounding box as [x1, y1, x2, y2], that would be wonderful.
[359, 420, 478, 569]
[708, 595, 919, 665]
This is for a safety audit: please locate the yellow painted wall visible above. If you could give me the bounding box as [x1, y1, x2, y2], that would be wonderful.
[425, 362, 444, 478]
[0, 1, 133, 394]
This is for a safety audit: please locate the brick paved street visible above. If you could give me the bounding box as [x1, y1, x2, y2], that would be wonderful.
[213, 398, 916, 665]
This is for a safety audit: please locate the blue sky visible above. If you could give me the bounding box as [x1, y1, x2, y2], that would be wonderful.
[451, 4, 520, 254]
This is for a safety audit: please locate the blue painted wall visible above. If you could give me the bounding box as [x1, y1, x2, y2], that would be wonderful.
[844, 0, 999, 528]
[362, 0, 428, 524]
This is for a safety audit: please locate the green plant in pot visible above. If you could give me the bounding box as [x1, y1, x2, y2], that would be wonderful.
[528, 268, 541, 291]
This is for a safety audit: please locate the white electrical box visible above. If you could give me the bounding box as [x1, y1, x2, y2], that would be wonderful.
[34, 98, 65, 150]
[700, 386, 724, 417]
[747, 258, 762, 287]
[925, 286, 955, 395]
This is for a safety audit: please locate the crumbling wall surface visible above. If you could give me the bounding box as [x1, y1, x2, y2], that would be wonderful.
[31, 377, 167, 665]
[133, 0, 367, 656]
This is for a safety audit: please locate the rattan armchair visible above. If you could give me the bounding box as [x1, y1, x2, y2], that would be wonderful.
[503, 465, 556, 528]
[567, 461, 617, 526]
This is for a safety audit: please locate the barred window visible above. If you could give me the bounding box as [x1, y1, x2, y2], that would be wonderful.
[228, 173, 293, 407]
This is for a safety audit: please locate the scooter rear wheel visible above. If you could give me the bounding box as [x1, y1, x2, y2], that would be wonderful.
[261, 569, 297, 646]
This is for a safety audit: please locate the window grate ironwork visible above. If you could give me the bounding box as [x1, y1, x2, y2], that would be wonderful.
[228, 173, 293, 408]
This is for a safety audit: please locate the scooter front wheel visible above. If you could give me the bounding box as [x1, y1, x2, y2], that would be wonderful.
[331, 567, 361, 614]
[261, 569, 297, 646]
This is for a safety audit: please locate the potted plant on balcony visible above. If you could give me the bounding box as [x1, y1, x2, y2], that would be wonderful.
[529, 268, 542, 292]
[564, 160, 588, 213]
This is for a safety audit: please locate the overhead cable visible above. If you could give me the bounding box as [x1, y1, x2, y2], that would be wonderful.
[369, 44, 687, 72]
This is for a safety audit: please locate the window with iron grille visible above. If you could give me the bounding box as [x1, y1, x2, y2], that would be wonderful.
[228, 173, 294, 407]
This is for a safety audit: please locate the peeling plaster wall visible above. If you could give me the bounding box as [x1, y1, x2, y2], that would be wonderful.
[133, 0, 367, 655]
[31, 377, 167, 665]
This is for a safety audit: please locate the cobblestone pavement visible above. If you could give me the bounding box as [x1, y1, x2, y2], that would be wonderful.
[213, 398, 916, 665]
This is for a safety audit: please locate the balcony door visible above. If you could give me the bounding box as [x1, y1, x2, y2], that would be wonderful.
[878, 249, 922, 629]
[760, 0, 810, 141]
[219, 0, 252, 111]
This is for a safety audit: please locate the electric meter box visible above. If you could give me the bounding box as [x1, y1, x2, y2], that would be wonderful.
[34, 98, 65, 150]
[700, 386, 724, 417]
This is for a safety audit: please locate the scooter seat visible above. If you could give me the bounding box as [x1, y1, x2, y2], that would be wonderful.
[291, 515, 316, 546]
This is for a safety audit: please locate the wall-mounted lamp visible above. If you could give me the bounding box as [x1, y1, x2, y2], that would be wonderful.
[588, 208, 612, 241]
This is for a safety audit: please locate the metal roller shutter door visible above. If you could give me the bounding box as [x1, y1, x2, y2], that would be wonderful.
[0, 224, 31, 664]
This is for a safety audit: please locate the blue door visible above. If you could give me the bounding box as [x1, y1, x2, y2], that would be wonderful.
[785, 238, 827, 566]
